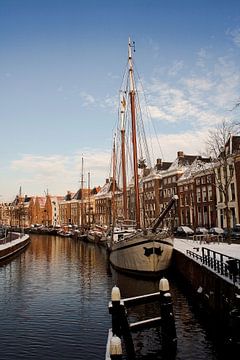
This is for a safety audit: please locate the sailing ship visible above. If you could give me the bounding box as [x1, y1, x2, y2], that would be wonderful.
[108, 39, 178, 276]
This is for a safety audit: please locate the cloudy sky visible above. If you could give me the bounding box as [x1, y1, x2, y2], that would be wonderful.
[0, 0, 240, 201]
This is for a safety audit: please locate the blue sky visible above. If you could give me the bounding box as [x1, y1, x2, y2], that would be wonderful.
[0, 0, 240, 201]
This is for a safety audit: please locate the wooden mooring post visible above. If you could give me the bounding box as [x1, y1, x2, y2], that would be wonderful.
[105, 278, 177, 359]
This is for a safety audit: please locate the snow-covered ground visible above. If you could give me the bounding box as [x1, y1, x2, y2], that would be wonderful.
[174, 237, 240, 289]
[174, 237, 240, 260]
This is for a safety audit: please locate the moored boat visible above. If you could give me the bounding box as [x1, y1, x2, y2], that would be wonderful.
[108, 39, 178, 276]
[0, 229, 30, 262]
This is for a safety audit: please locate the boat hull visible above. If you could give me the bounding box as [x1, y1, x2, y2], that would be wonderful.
[0, 233, 30, 262]
[109, 232, 173, 276]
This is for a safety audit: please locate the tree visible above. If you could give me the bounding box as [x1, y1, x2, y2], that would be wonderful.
[205, 119, 239, 243]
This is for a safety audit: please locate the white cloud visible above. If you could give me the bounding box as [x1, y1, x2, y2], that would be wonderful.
[183, 77, 214, 92]
[143, 47, 240, 129]
[227, 27, 240, 48]
[168, 60, 184, 76]
[9, 150, 111, 197]
[79, 91, 95, 106]
[149, 129, 210, 162]
[196, 48, 208, 68]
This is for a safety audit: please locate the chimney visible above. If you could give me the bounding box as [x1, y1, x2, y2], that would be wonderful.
[177, 151, 184, 158]
[156, 158, 162, 170]
[106, 178, 109, 184]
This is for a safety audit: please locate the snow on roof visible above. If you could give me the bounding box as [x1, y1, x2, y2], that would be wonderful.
[162, 157, 188, 174]
[95, 181, 111, 198]
[178, 158, 213, 182]
[143, 168, 161, 181]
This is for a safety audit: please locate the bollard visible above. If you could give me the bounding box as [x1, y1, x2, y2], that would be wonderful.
[110, 286, 122, 338]
[110, 335, 123, 359]
[119, 303, 136, 359]
[160, 278, 177, 355]
[159, 277, 170, 303]
[159, 277, 170, 294]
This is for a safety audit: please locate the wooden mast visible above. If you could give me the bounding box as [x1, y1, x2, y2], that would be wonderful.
[120, 96, 128, 220]
[111, 136, 116, 228]
[128, 38, 141, 229]
[87, 171, 90, 228]
[81, 157, 84, 232]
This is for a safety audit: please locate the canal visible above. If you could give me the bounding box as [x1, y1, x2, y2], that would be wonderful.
[0, 235, 233, 359]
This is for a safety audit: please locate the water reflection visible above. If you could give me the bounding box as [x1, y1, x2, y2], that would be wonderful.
[109, 267, 229, 360]
[0, 235, 112, 360]
[0, 235, 233, 360]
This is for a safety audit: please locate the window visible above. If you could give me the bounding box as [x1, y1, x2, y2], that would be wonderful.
[201, 177, 206, 184]
[219, 190, 223, 203]
[229, 164, 234, 177]
[203, 206, 208, 225]
[197, 188, 201, 202]
[231, 183, 236, 201]
[180, 194, 183, 206]
[198, 206, 202, 225]
[181, 210, 184, 224]
[208, 186, 212, 201]
[207, 175, 212, 184]
[196, 178, 200, 185]
[202, 186, 207, 202]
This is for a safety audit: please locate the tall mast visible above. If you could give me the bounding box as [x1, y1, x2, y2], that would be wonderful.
[81, 157, 84, 230]
[88, 171, 90, 227]
[111, 136, 116, 228]
[128, 38, 140, 229]
[120, 96, 128, 220]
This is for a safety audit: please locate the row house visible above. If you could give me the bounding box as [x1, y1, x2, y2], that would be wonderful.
[142, 159, 171, 227]
[177, 159, 217, 228]
[0, 193, 65, 228]
[0, 202, 13, 226]
[29, 195, 64, 226]
[58, 188, 99, 228]
[235, 152, 240, 222]
[215, 135, 240, 228]
[159, 151, 203, 228]
[94, 178, 122, 226]
[1, 138, 239, 231]
[10, 195, 32, 227]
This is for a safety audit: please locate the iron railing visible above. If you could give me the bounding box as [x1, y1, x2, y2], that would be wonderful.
[186, 247, 240, 285]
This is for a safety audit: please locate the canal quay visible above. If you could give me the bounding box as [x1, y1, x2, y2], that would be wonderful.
[0, 234, 238, 360]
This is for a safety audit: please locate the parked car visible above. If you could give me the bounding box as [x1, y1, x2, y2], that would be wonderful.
[209, 227, 224, 235]
[231, 224, 240, 240]
[195, 227, 208, 235]
[175, 226, 194, 237]
[223, 225, 240, 241]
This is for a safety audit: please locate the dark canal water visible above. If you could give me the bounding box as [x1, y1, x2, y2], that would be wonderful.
[0, 235, 232, 359]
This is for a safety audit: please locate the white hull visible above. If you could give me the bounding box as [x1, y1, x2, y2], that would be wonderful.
[109, 231, 174, 275]
[0, 233, 30, 261]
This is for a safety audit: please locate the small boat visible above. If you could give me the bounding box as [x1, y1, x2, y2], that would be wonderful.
[87, 225, 105, 244]
[108, 39, 178, 276]
[57, 229, 72, 237]
[0, 228, 30, 262]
